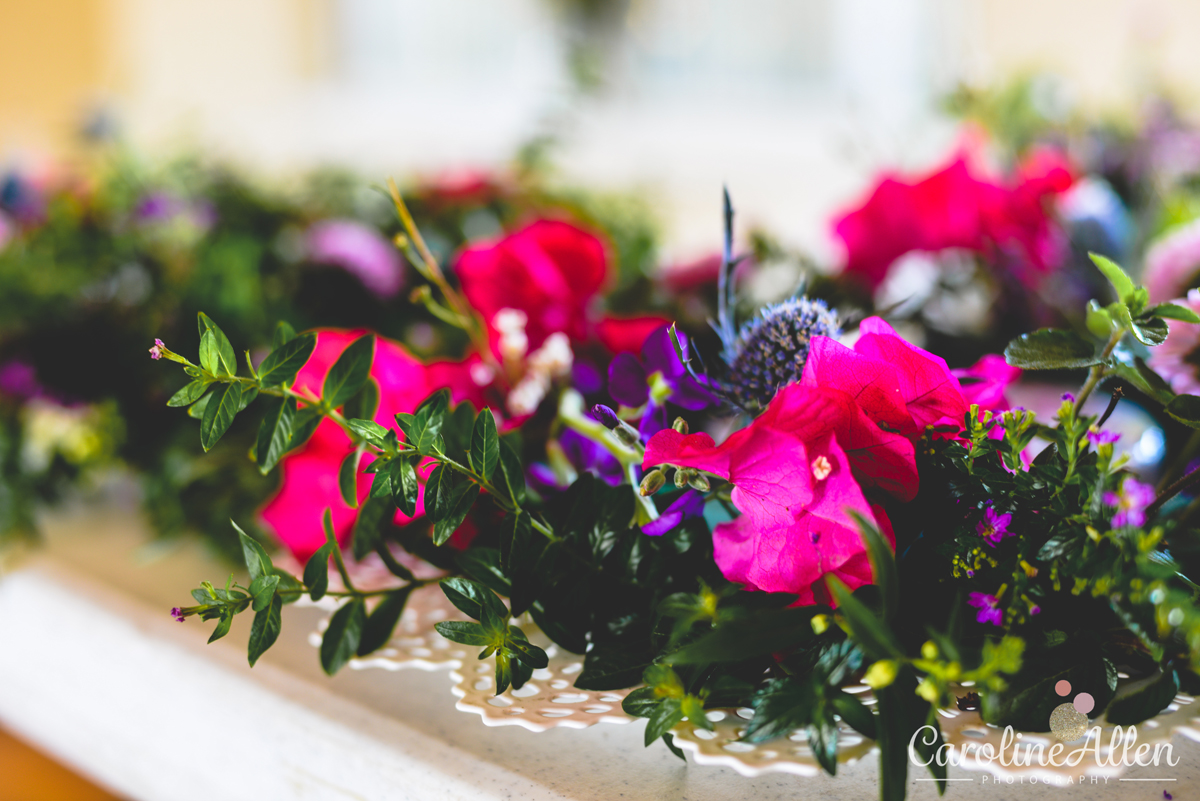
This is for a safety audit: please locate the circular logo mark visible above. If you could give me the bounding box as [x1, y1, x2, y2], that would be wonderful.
[1048, 680, 1093, 741]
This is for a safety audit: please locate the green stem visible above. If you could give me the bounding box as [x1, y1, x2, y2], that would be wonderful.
[330, 537, 356, 592]
[1073, 329, 1125, 415]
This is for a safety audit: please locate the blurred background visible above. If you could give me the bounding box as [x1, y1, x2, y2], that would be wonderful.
[6, 0, 1200, 259]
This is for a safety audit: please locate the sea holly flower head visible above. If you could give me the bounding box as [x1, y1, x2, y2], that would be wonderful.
[968, 592, 1004, 626]
[1104, 478, 1157, 529]
[976, 503, 1013, 547]
[723, 297, 840, 411]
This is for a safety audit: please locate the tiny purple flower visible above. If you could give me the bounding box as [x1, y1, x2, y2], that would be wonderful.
[1105, 478, 1157, 528]
[170, 607, 185, 623]
[641, 490, 706, 536]
[1061, 392, 1076, 402]
[1086, 429, 1120, 445]
[149, 338, 164, 360]
[590, 404, 621, 429]
[968, 592, 1003, 626]
[1030, 604, 1041, 616]
[975, 503, 1013, 547]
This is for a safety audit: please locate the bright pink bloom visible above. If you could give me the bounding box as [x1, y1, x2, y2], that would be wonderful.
[801, 317, 969, 437]
[952, 354, 1021, 412]
[643, 383, 906, 605]
[595, 315, 673, 354]
[968, 592, 1003, 626]
[456, 220, 609, 355]
[261, 330, 487, 561]
[832, 148, 1072, 289]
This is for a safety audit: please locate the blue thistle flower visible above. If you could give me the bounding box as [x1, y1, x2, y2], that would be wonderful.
[723, 297, 840, 411]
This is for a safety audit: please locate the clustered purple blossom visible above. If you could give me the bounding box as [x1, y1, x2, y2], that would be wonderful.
[968, 592, 1003, 626]
[170, 607, 186, 623]
[976, 503, 1013, 547]
[1086, 428, 1120, 446]
[149, 338, 165, 360]
[1104, 478, 1156, 528]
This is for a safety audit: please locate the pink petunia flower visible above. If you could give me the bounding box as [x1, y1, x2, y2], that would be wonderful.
[456, 220, 609, 357]
[1103, 478, 1157, 529]
[261, 329, 488, 561]
[976, 503, 1013, 547]
[1147, 289, 1200, 396]
[968, 592, 1004, 626]
[832, 148, 1072, 290]
[643, 383, 910, 605]
[307, 219, 405, 299]
[1143, 219, 1200, 304]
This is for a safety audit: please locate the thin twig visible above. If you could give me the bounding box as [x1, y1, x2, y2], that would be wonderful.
[1097, 386, 1124, 428]
[1146, 464, 1200, 519]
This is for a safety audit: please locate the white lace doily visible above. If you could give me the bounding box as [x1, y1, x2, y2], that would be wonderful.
[304, 565, 1199, 777]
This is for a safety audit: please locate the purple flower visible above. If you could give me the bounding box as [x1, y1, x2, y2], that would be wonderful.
[968, 592, 1003, 626]
[1061, 392, 1076, 402]
[590, 404, 621, 429]
[975, 503, 1012, 547]
[0, 360, 43, 400]
[1104, 478, 1157, 528]
[307, 219, 404, 298]
[170, 607, 186, 623]
[149, 338, 165, 361]
[1086, 429, 1120, 445]
[527, 429, 624, 495]
[135, 192, 217, 233]
[608, 326, 717, 439]
[1030, 604, 1041, 616]
[641, 490, 706, 536]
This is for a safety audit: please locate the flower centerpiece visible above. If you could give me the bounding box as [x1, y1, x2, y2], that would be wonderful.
[155, 178, 1200, 798]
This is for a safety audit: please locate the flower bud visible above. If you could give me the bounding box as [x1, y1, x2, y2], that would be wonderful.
[613, 423, 641, 447]
[674, 467, 691, 488]
[590, 404, 621, 429]
[687, 472, 710, 493]
[672, 417, 689, 434]
[862, 659, 899, 689]
[639, 469, 666, 496]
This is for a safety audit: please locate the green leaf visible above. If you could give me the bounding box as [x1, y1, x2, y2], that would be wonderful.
[270, 567, 303, 604]
[809, 703, 839, 776]
[433, 620, 493, 647]
[167, 380, 210, 408]
[199, 382, 241, 451]
[440, 577, 509, 623]
[826, 577, 903, 660]
[272, 320, 297, 349]
[575, 644, 654, 691]
[661, 733, 687, 762]
[506, 628, 549, 669]
[830, 689, 877, 740]
[247, 594, 283, 667]
[186, 393, 211, 419]
[433, 484, 479, 546]
[982, 655, 1117, 731]
[198, 329, 220, 375]
[248, 574, 280, 612]
[849, 509, 898, 619]
[666, 608, 819, 664]
[1147, 303, 1200, 324]
[350, 496, 391, 561]
[1005, 328, 1101, 370]
[254, 396, 296, 475]
[287, 407, 321, 452]
[234, 520, 272, 581]
[1131, 316, 1169, 347]
[424, 464, 457, 521]
[357, 585, 415, 657]
[497, 439, 527, 506]
[1167, 394, 1200, 429]
[323, 334, 375, 409]
[257, 332, 317, 387]
[645, 698, 684, 746]
[207, 612, 233, 644]
[303, 543, 333, 602]
[237, 384, 258, 412]
[321, 599, 367, 675]
[1105, 669, 1178, 725]
[622, 687, 661, 718]
[343, 378, 380, 422]
[391, 459, 418, 518]
[1089, 252, 1136, 303]
[395, 407, 444, 456]
[1085, 299, 1115, 338]
[470, 409, 500, 480]
[1109, 348, 1175, 405]
[744, 676, 815, 743]
[339, 450, 361, 509]
[501, 510, 532, 574]
[347, 418, 391, 449]
[197, 312, 238, 377]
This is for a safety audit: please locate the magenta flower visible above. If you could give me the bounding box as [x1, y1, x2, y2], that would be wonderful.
[976, 504, 1013, 547]
[1104, 478, 1157, 529]
[643, 383, 910, 605]
[968, 592, 1003, 626]
[1087, 429, 1120, 446]
[170, 607, 185, 623]
[307, 219, 404, 299]
[149, 338, 165, 360]
[1148, 289, 1200, 396]
[0, 360, 43, 400]
[952, 354, 1021, 413]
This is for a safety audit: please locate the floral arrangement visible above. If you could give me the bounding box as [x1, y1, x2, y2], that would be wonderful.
[160, 169, 1200, 799]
